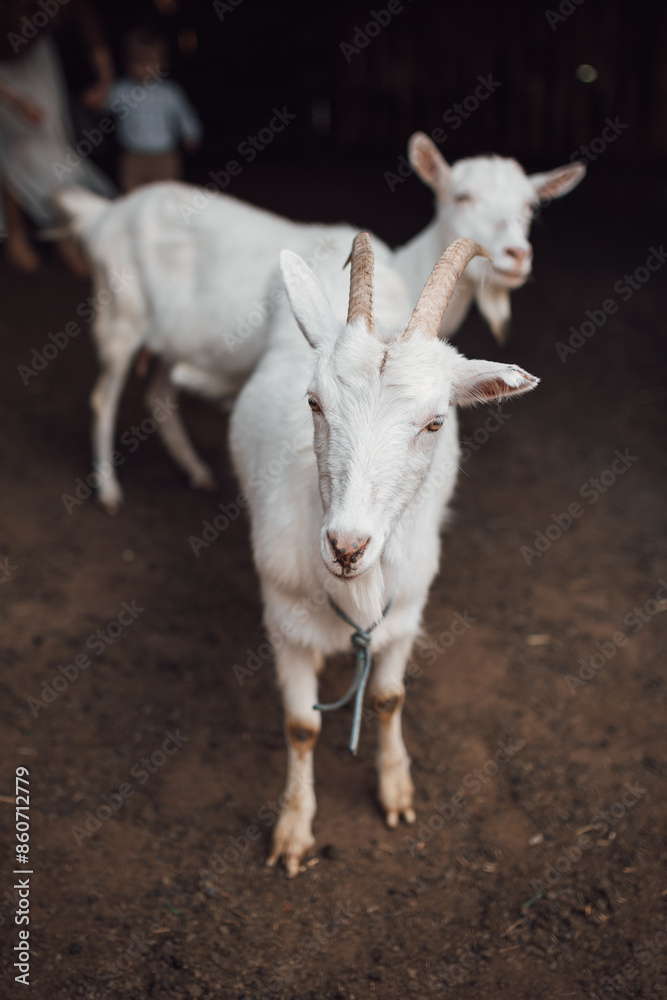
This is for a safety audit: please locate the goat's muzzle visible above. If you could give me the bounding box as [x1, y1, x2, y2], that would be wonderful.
[327, 532, 371, 573]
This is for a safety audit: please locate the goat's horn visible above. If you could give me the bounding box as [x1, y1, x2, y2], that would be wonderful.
[346, 232, 374, 334]
[403, 238, 491, 341]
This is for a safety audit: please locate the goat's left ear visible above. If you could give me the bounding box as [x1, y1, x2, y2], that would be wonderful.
[452, 359, 539, 407]
[280, 250, 338, 350]
[408, 132, 452, 200]
[529, 161, 587, 203]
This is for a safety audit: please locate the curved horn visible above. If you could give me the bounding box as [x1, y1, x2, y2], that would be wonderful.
[403, 238, 491, 340]
[346, 232, 374, 334]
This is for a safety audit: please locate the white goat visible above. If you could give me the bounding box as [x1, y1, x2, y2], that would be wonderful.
[229, 234, 539, 876]
[57, 134, 580, 512]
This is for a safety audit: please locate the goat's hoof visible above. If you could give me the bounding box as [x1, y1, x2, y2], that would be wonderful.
[385, 806, 416, 829]
[98, 486, 124, 515]
[190, 469, 218, 492]
[379, 758, 415, 829]
[267, 811, 315, 878]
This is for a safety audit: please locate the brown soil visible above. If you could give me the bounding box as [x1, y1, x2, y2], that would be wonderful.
[1, 162, 666, 1000]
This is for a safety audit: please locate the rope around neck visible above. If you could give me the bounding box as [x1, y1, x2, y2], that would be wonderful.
[314, 596, 393, 756]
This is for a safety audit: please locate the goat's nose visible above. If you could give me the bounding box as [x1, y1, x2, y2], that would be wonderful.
[327, 532, 371, 568]
[505, 246, 532, 266]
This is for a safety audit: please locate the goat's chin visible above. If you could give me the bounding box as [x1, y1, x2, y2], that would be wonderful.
[491, 267, 530, 289]
[345, 561, 386, 626]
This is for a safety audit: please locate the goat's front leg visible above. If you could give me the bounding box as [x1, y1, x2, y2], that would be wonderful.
[267, 642, 322, 877]
[369, 635, 416, 829]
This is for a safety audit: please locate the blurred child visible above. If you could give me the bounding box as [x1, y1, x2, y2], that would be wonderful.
[108, 27, 202, 193]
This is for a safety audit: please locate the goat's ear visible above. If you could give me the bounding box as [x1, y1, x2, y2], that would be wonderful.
[475, 284, 511, 345]
[529, 161, 586, 203]
[279, 250, 338, 349]
[452, 359, 539, 407]
[408, 132, 452, 199]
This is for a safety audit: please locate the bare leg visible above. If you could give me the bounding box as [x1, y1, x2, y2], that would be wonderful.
[90, 351, 134, 514]
[144, 361, 217, 490]
[267, 643, 323, 877]
[56, 237, 90, 278]
[369, 635, 416, 828]
[2, 188, 40, 272]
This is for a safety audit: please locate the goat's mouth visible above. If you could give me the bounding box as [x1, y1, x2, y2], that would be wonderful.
[324, 559, 370, 581]
[491, 265, 530, 285]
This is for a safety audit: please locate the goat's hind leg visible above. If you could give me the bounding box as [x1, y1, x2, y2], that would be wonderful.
[90, 350, 135, 514]
[267, 643, 323, 877]
[145, 361, 217, 491]
[369, 635, 416, 828]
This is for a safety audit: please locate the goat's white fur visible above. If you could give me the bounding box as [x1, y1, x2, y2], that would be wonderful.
[228, 235, 539, 875]
[56, 135, 582, 511]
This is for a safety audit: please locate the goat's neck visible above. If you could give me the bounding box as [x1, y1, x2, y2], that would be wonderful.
[393, 219, 476, 336]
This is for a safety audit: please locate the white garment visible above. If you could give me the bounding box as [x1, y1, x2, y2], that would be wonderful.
[0, 32, 114, 228]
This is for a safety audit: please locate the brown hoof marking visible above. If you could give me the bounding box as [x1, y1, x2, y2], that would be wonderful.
[372, 692, 404, 720]
[287, 721, 319, 756]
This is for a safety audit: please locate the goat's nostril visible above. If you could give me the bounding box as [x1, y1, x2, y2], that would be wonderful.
[327, 533, 371, 567]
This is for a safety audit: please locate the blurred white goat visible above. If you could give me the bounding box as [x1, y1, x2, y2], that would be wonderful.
[57, 135, 581, 511]
[229, 233, 539, 876]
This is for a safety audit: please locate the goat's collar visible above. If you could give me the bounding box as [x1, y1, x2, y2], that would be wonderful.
[314, 596, 393, 756]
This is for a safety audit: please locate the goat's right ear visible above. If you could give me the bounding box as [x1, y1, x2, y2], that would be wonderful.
[407, 132, 452, 199]
[279, 250, 338, 350]
[451, 359, 540, 407]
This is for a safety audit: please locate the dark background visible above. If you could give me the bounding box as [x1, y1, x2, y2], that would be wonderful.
[62, 0, 665, 210]
[2, 2, 667, 999]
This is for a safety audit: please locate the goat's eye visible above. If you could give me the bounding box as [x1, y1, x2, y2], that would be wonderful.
[425, 418, 444, 432]
[308, 396, 321, 413]
[454, 193, 472, 204]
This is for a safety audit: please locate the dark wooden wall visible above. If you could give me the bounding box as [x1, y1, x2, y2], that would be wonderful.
[92, 0, 666, 166]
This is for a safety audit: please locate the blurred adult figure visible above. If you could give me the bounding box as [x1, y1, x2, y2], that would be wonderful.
[0, 0, 115, 272]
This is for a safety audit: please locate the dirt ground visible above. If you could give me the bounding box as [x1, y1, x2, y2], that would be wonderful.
[1, 159, 666, 1000]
